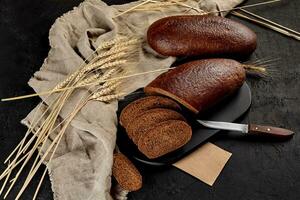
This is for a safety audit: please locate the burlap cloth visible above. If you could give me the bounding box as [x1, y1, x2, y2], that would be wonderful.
[22, 0, 244, 199]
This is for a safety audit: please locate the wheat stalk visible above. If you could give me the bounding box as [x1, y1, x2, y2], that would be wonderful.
[168, 0, 202, 13]
[1, 67, 171, 101]
[52, 36, 128, 90]
[28, 87, 96, 200]
[2, 45, 95, 197]
[232, 10, 300, 41]
[99, 60, 127, 70]
[77, 73, 101, 87]
[0, 35, 140, 198]
[240, 9, 300, 37]
[98, 39, 140, 58]
[95, 45, 133, 59]
[95, 93, 126, 102]
[0, 161, 10, 195]
[100, 68, 120, 81]
[14, 95, 90, 200]
[3, 89, 70, 175]
[18, 77, 115, 199]
[3, 89, 73, 198]
[96, 36, 127, 51]
[0, 152, 31, 181]
[117, 0, 193, 13]
[114, 0, 153, 18]
[90, 81, 121, 100]
[55, 37, 139, 90]
[0, 94, 65, 183]
[13, 82, 92, 199]
[95, 37, 140, 59]
[1, 35, 140, 199]
[243, 64, 267, 74]
[203, 0, 281, 15]
[111, 38, 141, 48]
[53, 71, 80, 90]
[32, 168, 47, 200]
[135, 2, 177, 10]
[80, 52, 126, 75]
[1, 86, 91, 182]
[114, 0, 281, 18]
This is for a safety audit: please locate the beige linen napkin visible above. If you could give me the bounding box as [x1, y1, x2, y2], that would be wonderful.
[22, 0, 244, 199]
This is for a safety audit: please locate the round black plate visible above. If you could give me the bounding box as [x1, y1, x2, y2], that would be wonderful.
[116, 83, 251, 166]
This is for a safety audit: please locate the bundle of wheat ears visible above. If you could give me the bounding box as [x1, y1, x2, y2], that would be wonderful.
[0, 0, 299, 199]
[0, 36, 150, 199]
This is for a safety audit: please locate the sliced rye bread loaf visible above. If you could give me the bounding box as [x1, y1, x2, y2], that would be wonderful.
[138, 120, 192, 159]
[144, 59, 245, 113]
[119, 96, 181, 129]
[112, 152, 142, 191]
[126, 108, 186, 144]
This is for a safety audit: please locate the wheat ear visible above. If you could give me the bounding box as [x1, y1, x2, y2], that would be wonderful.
[76, 73, 101, 87]
[53, 36, 127, 90]
[53, 71, 80, 90]
[95, 45, 133, 60]
[95, 93, 126, 102]
[243, 64, 267, 74]
[90, 81, 121, 100]
[96, 36, 127, 51]
[79, 52, 126, 75]
[99, 60, 127, 70]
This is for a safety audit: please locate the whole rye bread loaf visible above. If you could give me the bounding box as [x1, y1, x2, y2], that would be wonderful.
[112, 152, 142, 191]
[120, 96, 181, 128]
[126, 108, 186, 144]
[138, 120, 192, 159]
[147, 15, 257, 57]
[144, 59, 246, 113]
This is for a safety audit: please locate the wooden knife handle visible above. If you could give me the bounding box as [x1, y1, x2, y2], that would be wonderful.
[248, 124, 294, 138]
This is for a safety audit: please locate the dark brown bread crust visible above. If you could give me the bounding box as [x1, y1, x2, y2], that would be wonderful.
[144, 59, 246, 113]
[147, 15, 257, 57]
[138, 120, 192, 159]
[120, 96, 181, 128]
[126, 108, 186, 144]
[112, 152, 142, 191]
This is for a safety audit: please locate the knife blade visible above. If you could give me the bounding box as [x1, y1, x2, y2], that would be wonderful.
[197, 120, 294, 138]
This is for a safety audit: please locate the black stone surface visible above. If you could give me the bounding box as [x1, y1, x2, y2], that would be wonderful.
[0, 0, 299, 199]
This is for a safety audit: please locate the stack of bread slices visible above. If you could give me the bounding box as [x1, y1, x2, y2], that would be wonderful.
[120, 96, 192, 159]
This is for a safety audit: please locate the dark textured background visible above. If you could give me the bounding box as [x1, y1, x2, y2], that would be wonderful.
[0, 0, 299, 199]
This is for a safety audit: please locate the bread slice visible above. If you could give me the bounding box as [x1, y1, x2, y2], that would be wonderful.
[138, 120, 192, 159]
[120, 96, 181, 128]
[126, 108, 186, 144]
[144, 59, 245, 113]
[112, 152, 142, 191]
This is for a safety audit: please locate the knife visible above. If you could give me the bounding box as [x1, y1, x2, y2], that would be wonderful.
[197, 120, 294, 138]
